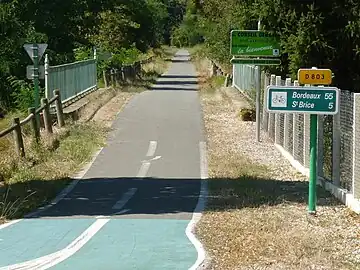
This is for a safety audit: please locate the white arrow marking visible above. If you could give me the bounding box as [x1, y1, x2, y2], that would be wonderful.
[146, 141, 157, 157]
[137, 162, 151, 178]
[111, 188, 137, 210]
[142, 155, 162, 163]
[113, 209, 130, 215]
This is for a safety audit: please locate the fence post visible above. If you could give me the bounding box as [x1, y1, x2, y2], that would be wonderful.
[274, 76, 282, 144]
[284, 78, 292, 151]
[262, 73, 270, 131]
[353, 94, 360, 198]
[232, 65, 235, 87]
[28, 107, 40, 143]
[110, 69, 115, 86]
[317, 115, 324, 179]
[304, 114, 311, 168]
[41, 98, 53, 134]
[54, 89, 65, 127]
[332, 107, 341, 186]
[113, 68, 118, 87]
[103, 70, 109, 88]
[13, 117, 25, 157]
[293, 80, 300, 160]
[45, 54, 49, 100]
[268, 75, 276, 139]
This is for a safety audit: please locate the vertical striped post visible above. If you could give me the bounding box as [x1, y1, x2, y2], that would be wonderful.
[262, 73, 270, 131]
[284, 78, 292, 151]
[268, 75, 276, 139]
[293, 80, 300, 160]
[274, 76, 282, 144]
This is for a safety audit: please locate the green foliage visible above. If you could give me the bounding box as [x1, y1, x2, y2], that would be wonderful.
[171, 0, 203, 47]
[74, 46, 94, 61]
[107, 46, 143, 68]
[175, 0, 360, 91]
[0, 0, 187, 112]
[7, 76, 36, 111]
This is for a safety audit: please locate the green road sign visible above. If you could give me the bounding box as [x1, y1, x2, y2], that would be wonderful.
[230, 30, 281, 57]
[230, 57, 281, 65]
[266, 86, 339, 115]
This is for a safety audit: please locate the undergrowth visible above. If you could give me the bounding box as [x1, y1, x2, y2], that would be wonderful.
[0, 122, 107, 220]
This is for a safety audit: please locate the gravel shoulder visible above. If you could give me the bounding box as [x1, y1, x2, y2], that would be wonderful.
[195, 58, 360, 270]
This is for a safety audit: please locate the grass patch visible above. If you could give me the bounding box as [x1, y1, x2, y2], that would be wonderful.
[0, 122, 107, 220]
[0, 111, 27, 154]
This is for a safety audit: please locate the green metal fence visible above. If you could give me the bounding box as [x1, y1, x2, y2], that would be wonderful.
[233, 64, 257, 101]
[45, 59, 97, 104]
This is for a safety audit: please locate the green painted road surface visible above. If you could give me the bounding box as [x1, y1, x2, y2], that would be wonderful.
[52, 220, 196, 270]
[0, 50, 207, 270]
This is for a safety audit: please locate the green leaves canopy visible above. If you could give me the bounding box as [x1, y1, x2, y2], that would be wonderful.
[0, 0, 186, 111]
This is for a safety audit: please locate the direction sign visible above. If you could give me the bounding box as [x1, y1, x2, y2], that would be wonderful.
[230, 57, 281, 65]
[266, 86, 339, 115]
[23, 43, 48, 62]
[26, 65, 45, 80]
[298, 69, 332, 85]
[230, 30, 281, 57]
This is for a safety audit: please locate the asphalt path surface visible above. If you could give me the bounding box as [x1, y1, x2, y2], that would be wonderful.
[0, 49, 206, 270]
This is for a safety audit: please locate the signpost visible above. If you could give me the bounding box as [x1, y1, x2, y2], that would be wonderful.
[230, 57, 281, 65]
[26, 65, 45, 80]
[23, 43, 48, 112]
[266, 77, 339, 214]
[266, 86, 339, 114]
[230, 30, 281, 57]
[230, 26, 281, 142]
[298, 68, 332, 85]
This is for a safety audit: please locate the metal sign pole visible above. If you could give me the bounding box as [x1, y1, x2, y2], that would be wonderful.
[255, 20, 261, 142]
[266, 66, 338, 214]
[32, 44, 40, 111]
[308, 113, 317, 213]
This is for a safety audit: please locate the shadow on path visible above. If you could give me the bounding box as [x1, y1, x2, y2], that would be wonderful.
[1, 175, 341, 220]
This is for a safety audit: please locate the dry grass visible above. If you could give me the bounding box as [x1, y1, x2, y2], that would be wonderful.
[194, 58, 360, 270]
[0, 122, 107, 220]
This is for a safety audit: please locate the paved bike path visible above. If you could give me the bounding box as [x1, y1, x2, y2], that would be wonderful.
[0, 49, 206, 269]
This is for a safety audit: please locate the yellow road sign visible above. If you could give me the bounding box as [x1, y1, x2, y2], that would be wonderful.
[298, 68, 332, 85]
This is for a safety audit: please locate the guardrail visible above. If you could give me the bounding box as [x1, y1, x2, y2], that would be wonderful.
[46, 54, 154, 107]
[0, 90, 65, 157]
[45, 55, 97, 107]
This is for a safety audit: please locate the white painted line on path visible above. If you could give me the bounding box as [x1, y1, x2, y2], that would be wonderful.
[0, 218, 110, 270]
[112, 188, 137, 210]
[137, 162, 151, 178]
[186, 141, 209, 270]
[0, 219, 21, 230]
[146, 141, 157, 157]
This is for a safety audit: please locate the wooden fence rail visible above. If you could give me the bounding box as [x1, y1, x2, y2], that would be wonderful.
[0, 89, 65, 157]
[102, 57, 154, 88]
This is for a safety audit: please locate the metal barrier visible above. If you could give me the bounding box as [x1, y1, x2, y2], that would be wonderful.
[45, 55, 97, 105]
[233, 64, 257, 101]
